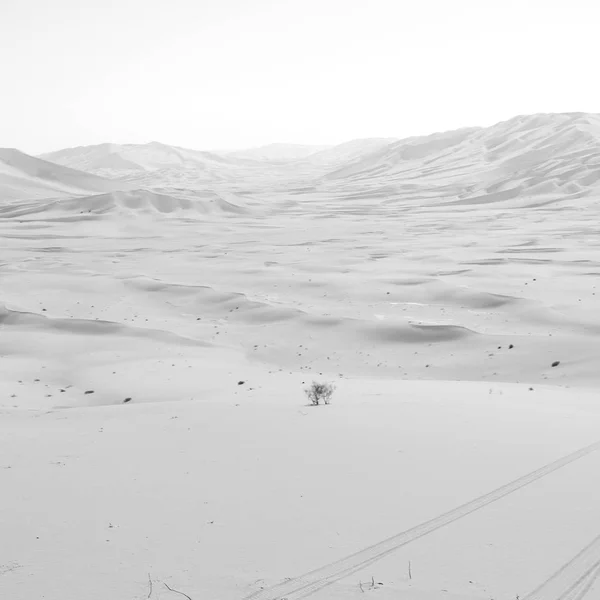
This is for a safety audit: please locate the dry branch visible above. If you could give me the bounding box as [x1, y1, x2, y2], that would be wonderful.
[164, 582, 193, 600]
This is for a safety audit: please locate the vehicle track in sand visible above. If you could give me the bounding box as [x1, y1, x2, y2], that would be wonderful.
[244, 439, 600, 600]
[524, 533, 600, 600]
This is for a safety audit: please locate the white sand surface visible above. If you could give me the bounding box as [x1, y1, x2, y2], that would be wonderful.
[2, 113, 600, 600]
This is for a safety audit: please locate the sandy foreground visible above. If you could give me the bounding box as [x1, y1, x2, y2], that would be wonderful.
[2, 124, 600, 599]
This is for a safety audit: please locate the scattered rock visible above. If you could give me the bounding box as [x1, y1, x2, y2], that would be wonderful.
[551, 361, 560, 367]
[509, 344, 514, 349]
[238, 380, 245, 385]
[84, 390, 95, 394]
[123, 398, 132, 403]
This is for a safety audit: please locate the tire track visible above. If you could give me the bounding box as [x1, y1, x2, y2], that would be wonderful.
[568, 563, 600, 600]
[572, 564, 600, 600]
[524, 533, 600, 600]
[244, 439, 600, 600]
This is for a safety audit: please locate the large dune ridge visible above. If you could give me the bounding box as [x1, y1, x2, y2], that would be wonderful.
[0, 147, 125, 201]
[323, 113, 600, 208]
[2, 112, 600, 600]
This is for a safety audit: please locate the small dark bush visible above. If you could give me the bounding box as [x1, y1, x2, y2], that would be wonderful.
[304, 381, 335, 406]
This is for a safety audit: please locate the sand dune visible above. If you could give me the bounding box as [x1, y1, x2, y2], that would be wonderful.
[296, 138, 398, 167]
[0, 147, 124, 201]
[0, 302, 206, 346]
[0, 189, 258, 220]
[2, 113, 600, 600]
[36, 116, 600, 208]
[40, 141, 259, 178]
[224, 143, 332, 163]
[37, 139, 406, 192]
[323, 113, 600, 207]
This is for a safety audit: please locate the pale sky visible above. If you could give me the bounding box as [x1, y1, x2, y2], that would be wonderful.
[1, 0, 599, 154]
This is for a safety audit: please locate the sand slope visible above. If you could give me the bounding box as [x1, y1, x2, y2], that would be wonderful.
[38, 114, 600, 208]
[2, 385, 600, 600]
[0, 148, 125, 201]
[0, 189, 258, 220]
[225, 143, 332, 163]
[296, 137, 398, 167]
[323, 113, 600, 208]
[40, 141, 259, 179]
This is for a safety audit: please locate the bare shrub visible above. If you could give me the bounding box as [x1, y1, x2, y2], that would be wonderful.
[304, 381, 335, 406]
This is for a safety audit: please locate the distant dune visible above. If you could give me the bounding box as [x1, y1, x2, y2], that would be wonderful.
[29, 113, 600, 210]
[300, 137, 398, 166]
[224, 143, 332, 163]
[2, 113, 600, 214]
[0, 188, 255, 220]
[323, 112, 600, 206]
[40, 141, 258, 178]
[0, 148, 124, 201]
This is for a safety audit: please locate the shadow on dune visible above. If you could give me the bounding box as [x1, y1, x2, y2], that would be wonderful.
[0, 304, 209, 347]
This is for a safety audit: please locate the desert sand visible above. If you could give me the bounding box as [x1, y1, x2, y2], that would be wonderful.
[2, 112, 600, 600]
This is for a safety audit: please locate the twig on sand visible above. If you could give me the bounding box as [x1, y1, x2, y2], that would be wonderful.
[164, 582, 193, 600]
[147, 573, 153, 598]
